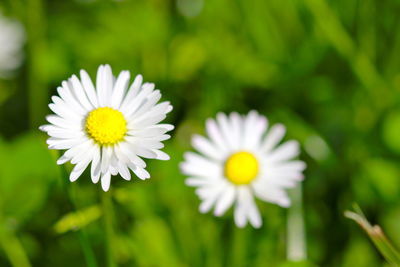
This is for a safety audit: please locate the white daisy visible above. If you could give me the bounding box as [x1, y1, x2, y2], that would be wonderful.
[0, 13, 24, 78]
[181, 111, 306, 228]
[40, 64, 174, 191]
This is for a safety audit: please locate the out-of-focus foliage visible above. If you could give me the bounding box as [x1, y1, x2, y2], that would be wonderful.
[0, 0, 400, 266]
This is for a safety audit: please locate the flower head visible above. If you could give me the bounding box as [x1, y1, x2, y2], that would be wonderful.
[181, 111, 306, 228]
[40, 64, 173, 191]
[0, 13, 24, 78]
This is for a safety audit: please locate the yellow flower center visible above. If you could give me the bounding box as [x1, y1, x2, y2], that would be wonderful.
[224, 151, 259, 185]
[85, 107, 127, 145]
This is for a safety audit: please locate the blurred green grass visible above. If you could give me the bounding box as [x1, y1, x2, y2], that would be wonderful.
[1, 0, 400, 266]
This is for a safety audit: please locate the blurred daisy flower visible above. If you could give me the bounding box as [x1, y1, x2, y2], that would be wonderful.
[40, 64, 173, 191]
[0, 13, 24, 78]
[181, 111, 306, 228]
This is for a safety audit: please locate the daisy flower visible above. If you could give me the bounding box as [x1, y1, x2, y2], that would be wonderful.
[180, 111, 306, 228]
[40, 64, 173, 191]
[0, 13, 24, 78]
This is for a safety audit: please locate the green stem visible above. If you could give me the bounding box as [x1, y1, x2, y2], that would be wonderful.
[286, 184, 307, 261]
[101, 191, 116, 267]
[345, 206, 400, 266]
[0, 229, 32, 267]
[60, 166, 98, 267]
[26, 0, 48, 128]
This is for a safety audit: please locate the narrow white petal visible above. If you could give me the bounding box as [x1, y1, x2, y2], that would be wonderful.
[152, 149, 170, 160]
[101, 146, 112, 173]
[50, 96, 81, 120]
[130, 113, 167, 129]
[101, 172, 111, 191]
[214, 184, 236, 216]
[252, 181, 291, 207]
[247, 200, 262, 228]
[91, 146, 101, 183]
[47, 137, 87, 150]
[46, 115, 81, 130]
[120, 74, 143, 112]
[265, 140, 300, 163]
[80, 69, 98, 107]
[228, 112, 242, 150]
[243, 113, 267, 149]
[101, 64, 114, 107]
[96, 65, 106, 106]
[198, 183, 226, 214]
[205, 118, 228, 152]
[131, 166, 150, 180]
[58, 83, 87, 115]
[111, 70, 130, 109]
[181, 152, 222, 178]
[69, 75, 93, 111]
[261, 124, 286, 152]
[118, 162, 131, 181]
[192, 134, 224, 161]
[123, 82, 155, 118]
[117, 143, 146, 168]
[130, 90, 162, 119]
[69, 158, 91, 182]
[216, 112, 235, 148]
[185, 176, 222, 187]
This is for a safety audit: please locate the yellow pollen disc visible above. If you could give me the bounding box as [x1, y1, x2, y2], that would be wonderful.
[85, 107, 127, 145]
[224, 151, 259, 185]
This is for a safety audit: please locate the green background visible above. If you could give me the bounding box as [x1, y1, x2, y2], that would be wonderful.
[0, 0, 399, 266]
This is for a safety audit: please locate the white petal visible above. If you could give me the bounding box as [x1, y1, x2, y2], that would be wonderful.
[205, 118, 228, 152]
[185, 176, 222, 187]
[130, 113, 167, 129]
[69, 158, 91, 182]
[80, 69, 98, 107]
[216, 112, 235, 148]
[131, 166, 150, 180]
[247, 200, 262, 228]
[50, 96, 81, 121]
[58, 83, 87, 115]
[120, 74, 143, 113]
[118, 162, 131, 181]
[111, 70, 130, 109]
[266, 140, 300, 163]
[261, 124, 286, 152]
[130, 90, 162, 119]
[234, 186, 260, 228]
[46, 115, 81, 130]
[252, 181, 291, 207]
[57, 139, 92, 164]
[101, 146, 112, 173]
[192, 134, 224, 161]
[228, 112, 242, 150]
[96, 65, 106, 106]
[101, 172, 111, 191]
[117, 143, 146, 168]
[69, 75, 93, 111]
[91, 146, 101, 183]
[198, 182, 226, 213]
[123, 82, 155, 118]
[47, 137, 87, 150]
[181, 152, 222, 178]
[152, 149, 170, 160]
[243, 112, 267, 149]
[214, 184, 236, 216]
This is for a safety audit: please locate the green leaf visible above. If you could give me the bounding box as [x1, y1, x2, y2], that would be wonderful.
[345, 205, 400, 266]
[53, 205, 101, 234]
[0, 132, 60, 223]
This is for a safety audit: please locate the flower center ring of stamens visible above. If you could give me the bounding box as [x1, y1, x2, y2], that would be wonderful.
[85, 107, 127, 145]
[224, 151, 259, 185]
